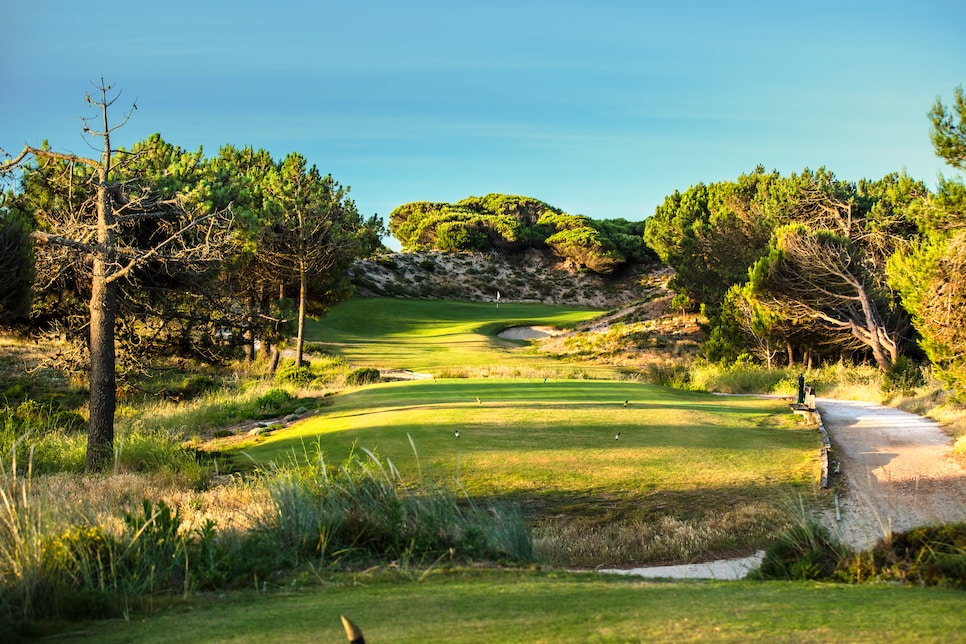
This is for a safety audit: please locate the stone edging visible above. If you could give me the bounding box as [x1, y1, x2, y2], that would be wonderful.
[790, 401, 830, 489]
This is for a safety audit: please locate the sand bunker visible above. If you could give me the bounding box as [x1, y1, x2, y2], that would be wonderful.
[497, 325, 561, 340]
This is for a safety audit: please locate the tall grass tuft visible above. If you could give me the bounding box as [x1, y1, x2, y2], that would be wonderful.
[1, 403, 87, 474]
[753, 519, 849, 580]
[114, 424, 207, 486]
[0, 450, 51, 624]
[689, 362, 794, 394]
[253, 438, 533, 568]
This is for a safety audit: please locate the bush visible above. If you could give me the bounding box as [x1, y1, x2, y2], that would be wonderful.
[346, 367, 381, 386]
[252, 388, 294, 415]
[754, 521, 847, 581]
[178, 375, 220, 400]
[643, 362, 691, 389]
[274, 363, 313, 385]
[883, 356, 925, 396]
[838, 523, 966, 588]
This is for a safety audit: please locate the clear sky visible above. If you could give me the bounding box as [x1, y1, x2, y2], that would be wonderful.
[3, 1, 964, 249]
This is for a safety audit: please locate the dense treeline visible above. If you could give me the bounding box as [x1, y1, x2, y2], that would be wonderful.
[387, 86, 966, 396]
[389, 193, 655, 273]
[647, 86, 966, 397]
[643, 167, 923, 370]
[1, 135, 384, 369]
[2, 82, 966, 470]
[0, 83, 384, 469]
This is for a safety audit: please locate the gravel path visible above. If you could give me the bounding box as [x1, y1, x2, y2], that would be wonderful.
[817, 398, 966, 550]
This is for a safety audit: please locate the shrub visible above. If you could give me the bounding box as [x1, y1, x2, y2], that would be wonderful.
[178, 375, 220, 400]
[346, 367, 381, 386]
[274, 363, 313, 385]
[754, 520, 847, 581]
[838, 523, 966, 588]
[643, 362, 691, 389]
[120, 499, 186, 595]
[882, 356, 925, 396]
[253, 388, 294, 415]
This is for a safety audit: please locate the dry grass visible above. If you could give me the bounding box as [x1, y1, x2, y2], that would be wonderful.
[27, 471, 271, 539]
[535, 502, 787, 567]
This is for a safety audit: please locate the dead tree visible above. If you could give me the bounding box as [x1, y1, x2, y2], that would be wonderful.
[1, 79, 230, 471]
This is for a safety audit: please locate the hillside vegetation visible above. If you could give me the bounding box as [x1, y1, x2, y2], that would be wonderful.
[388, 193, 654, 273]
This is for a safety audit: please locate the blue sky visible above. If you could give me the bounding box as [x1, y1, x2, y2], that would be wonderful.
[3, 1, 964, 249]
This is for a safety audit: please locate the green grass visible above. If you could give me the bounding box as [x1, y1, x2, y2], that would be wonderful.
[54, 570, 965, 643]
[230, 378, 819, 565]
[302, 297, 607, 372]
[11, 297, 932, 638]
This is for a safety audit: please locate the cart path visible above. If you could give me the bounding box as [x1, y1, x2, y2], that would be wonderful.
[817, 398, 966, 550]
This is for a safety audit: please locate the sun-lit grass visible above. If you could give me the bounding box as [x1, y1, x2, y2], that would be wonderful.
[239, 379, 817, 496]
[60, 570, 966, 643]
[303, 297, 608, 373]
[231, 377, 820, 563]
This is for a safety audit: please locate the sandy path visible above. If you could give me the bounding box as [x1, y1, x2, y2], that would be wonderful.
[817, 398, 966, 550]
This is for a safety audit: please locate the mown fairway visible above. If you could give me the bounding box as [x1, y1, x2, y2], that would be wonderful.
[302, 297, 609, 373]
[232, 297, 821, 561]
[240, 378, 818, 524]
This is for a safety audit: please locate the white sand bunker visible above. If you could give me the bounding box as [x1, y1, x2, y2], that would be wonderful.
[497, 325, 562, 340]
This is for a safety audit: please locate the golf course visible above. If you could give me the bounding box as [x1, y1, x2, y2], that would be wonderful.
[4, 297, 964, 642]
[67, 297, 951, 643]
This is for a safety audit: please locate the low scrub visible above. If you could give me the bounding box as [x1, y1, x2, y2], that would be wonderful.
[254, 440, 533, 567]
[0, 437, 534, 627]
[753, 520, 966, 589]
[838, 523, 966, 588]
[345, 367, 381, 386]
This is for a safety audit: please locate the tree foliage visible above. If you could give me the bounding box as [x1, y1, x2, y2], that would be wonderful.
[645, 166, 922, 370]
[0, 210, 33, 323]
[389, 193, 653, 273]
[886, 86, 966, 395]
[643, 167, 782, 317]
[258, 153, 365, 366]
[1, 81, 382, 467]
[747, 226, 904, 371]
[929, 85, 966, 172]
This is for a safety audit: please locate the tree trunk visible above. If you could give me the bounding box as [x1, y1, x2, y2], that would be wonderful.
[295, 265, 306, 368]
[786, 341, 794, 367]
[86, 163, 116, 472]
[245, 330, 256, 362]
[87, 267, 116, 471]
[269, 346, 281, 375]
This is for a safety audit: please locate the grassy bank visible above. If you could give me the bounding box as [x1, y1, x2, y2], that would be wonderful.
[3, 296, 961, 639]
